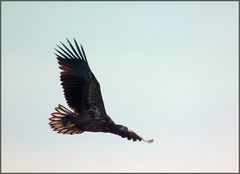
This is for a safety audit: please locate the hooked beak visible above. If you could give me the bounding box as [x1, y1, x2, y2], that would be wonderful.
[128, 129, 154, 143]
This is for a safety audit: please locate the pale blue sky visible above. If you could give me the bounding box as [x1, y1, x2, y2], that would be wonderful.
[2, 1, 238, 172]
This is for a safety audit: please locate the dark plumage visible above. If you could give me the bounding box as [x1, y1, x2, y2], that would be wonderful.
[49, 39, 153, 143]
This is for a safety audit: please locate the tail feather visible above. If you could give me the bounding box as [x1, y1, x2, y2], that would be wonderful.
[49, 104, 84, 135]
[55, 105, 72, 115]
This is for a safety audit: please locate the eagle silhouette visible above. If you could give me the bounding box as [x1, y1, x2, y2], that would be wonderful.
[49, 39, 153, 143]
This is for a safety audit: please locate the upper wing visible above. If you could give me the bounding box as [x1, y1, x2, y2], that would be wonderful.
[55, 39, 106, 115]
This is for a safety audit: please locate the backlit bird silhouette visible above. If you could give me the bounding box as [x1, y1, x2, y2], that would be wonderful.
[49, 39, 153, 143]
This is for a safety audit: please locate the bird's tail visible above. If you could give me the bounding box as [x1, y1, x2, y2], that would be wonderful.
[49, 104, 83, 135]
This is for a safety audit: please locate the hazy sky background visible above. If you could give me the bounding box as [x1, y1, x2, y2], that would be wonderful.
[2, 1, 238, 172]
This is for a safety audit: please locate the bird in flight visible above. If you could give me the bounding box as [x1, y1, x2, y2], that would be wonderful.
[49, 39, 153, 143]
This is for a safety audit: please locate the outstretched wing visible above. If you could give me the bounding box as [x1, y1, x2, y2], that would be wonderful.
[55, 39, 106, 115]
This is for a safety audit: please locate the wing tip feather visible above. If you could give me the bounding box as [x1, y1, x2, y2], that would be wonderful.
[54, 39, 88, 64]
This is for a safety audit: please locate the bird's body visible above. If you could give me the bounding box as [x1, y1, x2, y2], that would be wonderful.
[49, 39, 153, 143]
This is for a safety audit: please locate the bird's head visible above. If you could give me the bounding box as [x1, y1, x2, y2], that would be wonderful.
[116, 124, 129, 132]
[114, 124, 153, 143]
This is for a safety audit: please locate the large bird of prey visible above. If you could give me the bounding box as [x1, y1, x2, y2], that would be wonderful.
[49, 39, 153, 143]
